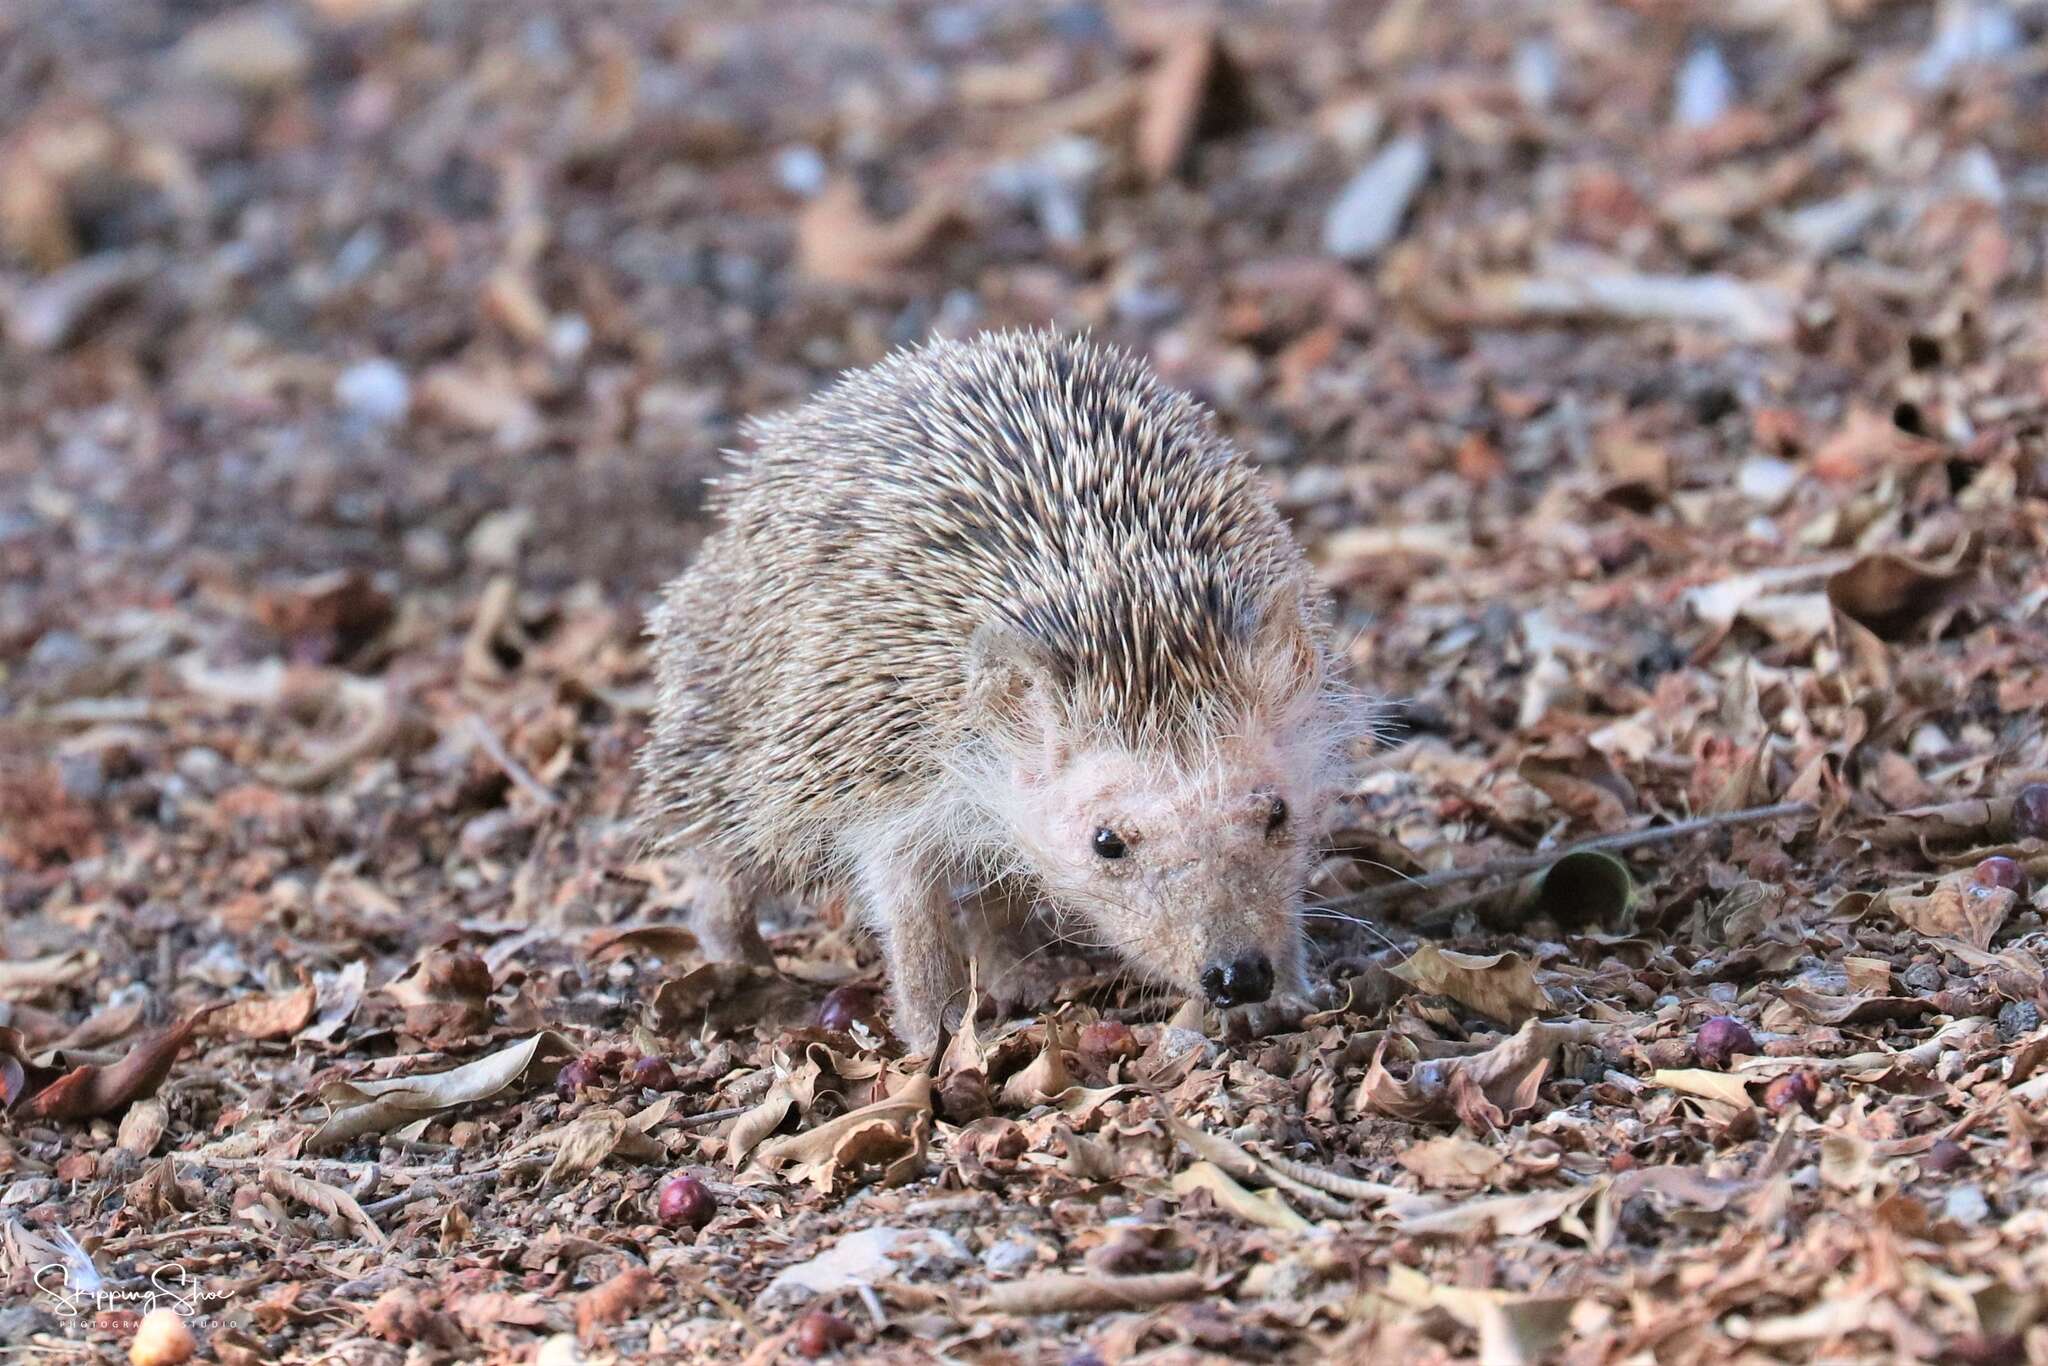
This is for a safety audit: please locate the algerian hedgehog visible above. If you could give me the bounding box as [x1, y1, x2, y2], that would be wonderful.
[639, 329, 1362, 1050]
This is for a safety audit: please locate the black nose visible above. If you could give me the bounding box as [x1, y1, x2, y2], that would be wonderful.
[1200, 951, 1274, 1009]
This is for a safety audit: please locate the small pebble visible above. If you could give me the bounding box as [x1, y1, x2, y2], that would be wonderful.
[1511, 37, 1559, 110]
[1322, 133, 1432, 262]
[1902, 961, 1944, 994]
[334, 358, 412, 429]
[1672, 43, 1735, 129]
[774, 145, 828, 198]
[1942, 1182, 1990, 1225]
[981, 1237, 1038, 1276]
[1996, 999, 2040, 1042]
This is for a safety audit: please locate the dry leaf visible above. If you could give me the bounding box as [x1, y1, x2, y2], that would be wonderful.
[586, 925, 701, 964]
[263, 1167, 387, 1245]
[535, 1108, 664, 1185]
[1880, 873, 2014, 951]
[1353, 1019, 1599, 1125]
[1134, 22, 1247, 180]
[19, 1009, 214, 1122]
[1653, 1067, 1756, 1112]
[1170, 1161, 1312, 1232]
[575, 1266, 658, 1342]
[1390, 945, 1550, 1025]
[752, 1074, 932, 1192]
[998, 1030, 1070, 1108]
[796, 180, 955, 286]
[1398, 1134, 1506, 1189]
[307, 1032, 572, 1152]
[1384, 1265, 1577, 1366]
[1394, 1183, 1600, 1240]
[204, 981, 317, 1041]
[0, 949, 98, 999]
[1826, 538, 1975, 639]
[117, 1098, 168, 1156]
[973, 1271, 1210, 1316]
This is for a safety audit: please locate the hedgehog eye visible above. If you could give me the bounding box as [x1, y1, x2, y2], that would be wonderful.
[1265, 797, 1288, 835]
[1091, 827, 1127, 860]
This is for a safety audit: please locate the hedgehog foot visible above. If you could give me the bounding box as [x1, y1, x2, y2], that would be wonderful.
[675, 852, 773, 967]
[957, 878, 1047, 1018]
[858, 850, 968, 1055]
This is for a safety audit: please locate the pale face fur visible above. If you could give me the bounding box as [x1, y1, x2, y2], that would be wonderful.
[1008, 732, 1316, 1001]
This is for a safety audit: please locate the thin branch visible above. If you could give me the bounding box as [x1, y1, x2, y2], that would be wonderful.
[1327, 800, 1815, 912]
[674, 1103, 753, 1131]
[466, 713, 562, 809]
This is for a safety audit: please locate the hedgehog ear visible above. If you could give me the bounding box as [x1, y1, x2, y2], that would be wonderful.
[965, 622, 1067, 773]
[1249, 580, 1319, 704]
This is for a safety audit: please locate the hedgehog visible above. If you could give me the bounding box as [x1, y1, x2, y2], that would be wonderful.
[639, 329, 1362, 1050]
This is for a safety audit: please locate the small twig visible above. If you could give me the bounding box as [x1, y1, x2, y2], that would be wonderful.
[1257, 1152, 1401, 1204]
[973, 1270, 1211, 1315]
[175, 1155, 455, 1176]
[357, 1157, 552, 1219]
[466, 713, 562, 809]
[1327, 800, 1815, 913]
[675, 1104, 751, 1131]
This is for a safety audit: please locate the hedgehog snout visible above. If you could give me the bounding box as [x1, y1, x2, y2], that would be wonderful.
[1200, 951, 1275, 1008]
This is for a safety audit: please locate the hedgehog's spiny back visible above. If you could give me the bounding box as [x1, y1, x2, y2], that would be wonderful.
[724, 330, 1311, 738]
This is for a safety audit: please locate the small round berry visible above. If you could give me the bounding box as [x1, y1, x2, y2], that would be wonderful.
[128, 1308, 196, 1366]
[1694, 1016, 1756, 1070]
[794, 1308, 856, 1357]
[1762, 1069, 1819, 1116]
[1078, 1019, 1140, 1068]
[658, 1173, 716, 1230]
[818, 985, 880, 1034]
[555, 1058, 600, 1102]
[2015, 784, 2048, 842]
[1924, 1138, 1971, 1173]
[1972, 856, 2029, 897]
[628, 1056, 677, 1091]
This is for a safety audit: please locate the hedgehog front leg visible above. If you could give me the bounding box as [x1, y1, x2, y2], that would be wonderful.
[854, 849, 968, 1054]
[677, 850, 773, 966]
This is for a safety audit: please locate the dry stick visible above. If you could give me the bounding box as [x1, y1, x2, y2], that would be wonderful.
[973, 1270, 1211, 1316]
[465, 713, 562, 809]
[675, 1103, 752, 1131]
[1326, 800, 1816, 913]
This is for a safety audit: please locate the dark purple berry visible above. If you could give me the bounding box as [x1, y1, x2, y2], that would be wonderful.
[555, 1058, 600, 1102]
[658, 1173, 716, 1230]
[1694, 1016, 1756, 1070]
[818, 985, 880, 1034]
[627, 1056, 677, 1091]
[2015, 784, 2048, 842]
[1924, 1138, 1971, 1173]
[1972, 856, 2029, 897]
